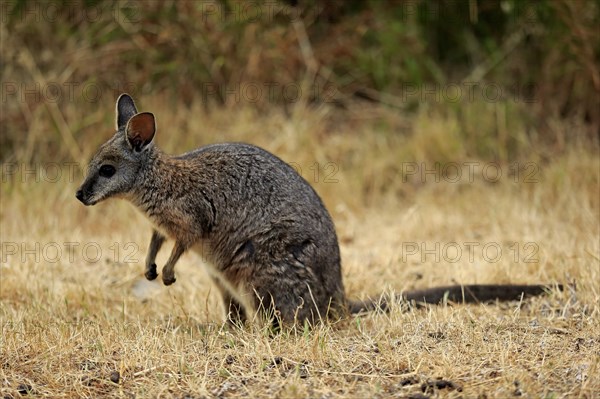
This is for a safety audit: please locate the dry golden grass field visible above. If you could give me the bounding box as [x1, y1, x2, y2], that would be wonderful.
[1, 101, 599, 398]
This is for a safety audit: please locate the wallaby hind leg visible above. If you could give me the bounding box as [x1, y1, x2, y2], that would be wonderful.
[162, 241, 187, 285]
[247, 265, 329, 326]
[212, 278, 247, 326]
[145, 230, 166, 280]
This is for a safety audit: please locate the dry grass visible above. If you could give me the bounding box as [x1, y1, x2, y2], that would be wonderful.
[1, 102, 599, 398]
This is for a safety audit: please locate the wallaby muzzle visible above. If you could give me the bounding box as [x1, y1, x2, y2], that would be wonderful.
[75, 181, 95, 206]
[75, 189, 86, 204]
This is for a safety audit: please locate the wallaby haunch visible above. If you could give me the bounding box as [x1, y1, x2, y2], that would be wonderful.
[76, 94, 560, 326]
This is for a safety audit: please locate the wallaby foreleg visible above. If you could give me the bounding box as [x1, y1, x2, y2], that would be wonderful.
[162, 241, 187, 286]
[145, 230, 166, 281]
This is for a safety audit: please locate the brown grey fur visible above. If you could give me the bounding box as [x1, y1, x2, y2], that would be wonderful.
[76, 94, 560, 326]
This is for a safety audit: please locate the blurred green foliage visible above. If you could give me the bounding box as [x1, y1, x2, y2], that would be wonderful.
[2, 0, 599, 160]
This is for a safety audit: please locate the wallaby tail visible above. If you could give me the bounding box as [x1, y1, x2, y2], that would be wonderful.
[348, 284, 563, 314]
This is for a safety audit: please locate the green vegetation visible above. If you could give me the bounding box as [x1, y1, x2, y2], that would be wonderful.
[2, 0, 598, 163]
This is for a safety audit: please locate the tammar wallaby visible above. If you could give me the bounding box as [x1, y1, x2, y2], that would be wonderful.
[76, 94, 559, 326]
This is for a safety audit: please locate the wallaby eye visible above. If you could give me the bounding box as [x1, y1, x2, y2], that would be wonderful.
[99, 164, 116, 178]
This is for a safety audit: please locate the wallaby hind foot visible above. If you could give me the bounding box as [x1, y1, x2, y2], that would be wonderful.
[76, 93, 562, 326]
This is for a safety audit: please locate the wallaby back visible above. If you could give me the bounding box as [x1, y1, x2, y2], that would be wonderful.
[76, 94, 561, 326]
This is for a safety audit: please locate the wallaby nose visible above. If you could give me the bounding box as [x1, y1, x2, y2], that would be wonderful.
[76, 189, 84, 202]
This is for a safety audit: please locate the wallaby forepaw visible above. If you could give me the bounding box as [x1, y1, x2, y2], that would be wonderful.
[162, 274, 176, 286]
[145, 264, 158, 280]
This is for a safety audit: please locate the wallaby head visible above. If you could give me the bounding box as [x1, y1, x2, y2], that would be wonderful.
[76, 94, 157, 205]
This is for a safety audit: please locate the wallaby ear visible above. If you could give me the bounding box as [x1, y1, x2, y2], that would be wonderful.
[125, 112, 156, 152]
[116, 93, 138, 130]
